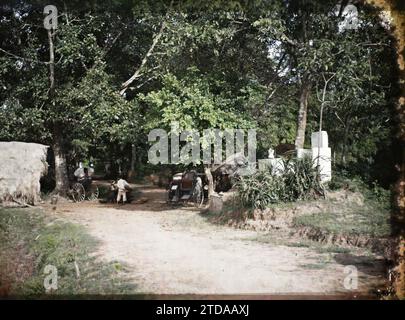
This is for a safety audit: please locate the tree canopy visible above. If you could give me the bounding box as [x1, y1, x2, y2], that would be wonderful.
[0, 0, 400, 189]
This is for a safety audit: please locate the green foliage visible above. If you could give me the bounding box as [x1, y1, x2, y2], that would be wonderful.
[235, 158, 324, 209]
[328, 171, 366, 192]
[0, 0, 399, 187]
[141, 68, 254, 133]
[329, 170, 390, 208]
[293, 204, 391, 238]
[370, 181, 391, 207]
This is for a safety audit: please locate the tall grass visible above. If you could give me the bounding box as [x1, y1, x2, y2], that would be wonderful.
[235, 157, 324, 209]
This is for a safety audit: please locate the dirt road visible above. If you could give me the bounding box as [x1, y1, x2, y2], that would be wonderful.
[54, 185, 386, 296]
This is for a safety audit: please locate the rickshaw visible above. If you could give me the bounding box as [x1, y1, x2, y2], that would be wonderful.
[70, 166, 99, 202]
[167, 170, 205, 207]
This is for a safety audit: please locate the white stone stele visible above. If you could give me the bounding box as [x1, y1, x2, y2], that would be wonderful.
[257, 131, 332, 182]
[268, 148, 275, 159]
[311, 131, 331, 182]
[311, 131, 329, 148]
[312, 147, 332, 182]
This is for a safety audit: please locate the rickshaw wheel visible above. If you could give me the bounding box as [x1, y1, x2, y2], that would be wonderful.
[167, 182, 180, 205]
[71, 183, 85, 202]
[87, 186, 99, 201]
[192, 184, 204, 208]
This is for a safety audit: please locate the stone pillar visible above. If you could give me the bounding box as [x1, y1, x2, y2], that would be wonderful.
[311, 131, 332, 182]
[209, 194, 223, 214]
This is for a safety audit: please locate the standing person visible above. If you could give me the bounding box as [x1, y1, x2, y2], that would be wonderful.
[116, 177, 131, 204]
[107, 180, 117, 203]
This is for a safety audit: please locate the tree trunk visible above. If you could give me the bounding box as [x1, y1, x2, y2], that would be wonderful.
[47, 29, 69, 195]
[130, 144, 136, 171]
[52, 127, 69, 195]
[341, 120, 350, 165]
[295, 79, 312, 149]
[128, 144, 136, 181]
[204, 165, 215, 200]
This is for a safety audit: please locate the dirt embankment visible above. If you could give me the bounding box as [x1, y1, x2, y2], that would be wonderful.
[208, 190, 393, 256]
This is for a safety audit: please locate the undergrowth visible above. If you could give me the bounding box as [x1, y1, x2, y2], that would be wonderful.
[235, 157, 324, 209]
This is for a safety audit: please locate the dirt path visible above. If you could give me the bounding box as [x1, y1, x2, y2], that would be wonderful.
[52, 185, 386, 296]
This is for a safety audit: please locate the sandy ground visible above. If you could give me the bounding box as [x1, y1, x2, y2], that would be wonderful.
[50, 184, 387, 296]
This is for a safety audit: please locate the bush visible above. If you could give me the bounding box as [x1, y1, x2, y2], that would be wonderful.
[328, 169, 366, 192]
[370, 181, 390, 208]
[235, 157, 324, 209]
[329, 170, 391, 209]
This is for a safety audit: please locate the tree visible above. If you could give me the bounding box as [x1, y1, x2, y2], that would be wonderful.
[0, 0, 399, 192]
[141, 69, 255, 197]
[0, 2, 139, 192]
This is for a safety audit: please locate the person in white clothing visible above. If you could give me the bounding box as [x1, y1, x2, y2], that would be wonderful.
[116, 178, 131, 204]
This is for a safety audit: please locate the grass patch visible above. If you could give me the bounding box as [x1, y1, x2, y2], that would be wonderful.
[286, 241, 351, 254]
[292, 175, 391, 239]
[0, 207, 136, 297]
[293, 203, 390, 238]
[244, 233, 352, 255]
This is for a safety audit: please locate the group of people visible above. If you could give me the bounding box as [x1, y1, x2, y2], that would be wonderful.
[74, 163, 132, 204]
[109, 177, 132, 204]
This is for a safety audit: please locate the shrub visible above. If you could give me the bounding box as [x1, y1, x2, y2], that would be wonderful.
[235, 157, 324, 209]
[328, 170, 365, 192]
[329, 171, 391, 209]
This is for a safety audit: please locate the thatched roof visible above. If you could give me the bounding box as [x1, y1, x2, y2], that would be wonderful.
[0, 141, 49, 206]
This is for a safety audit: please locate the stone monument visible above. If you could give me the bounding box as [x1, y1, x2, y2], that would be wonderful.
[311, 131, 332, 182]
